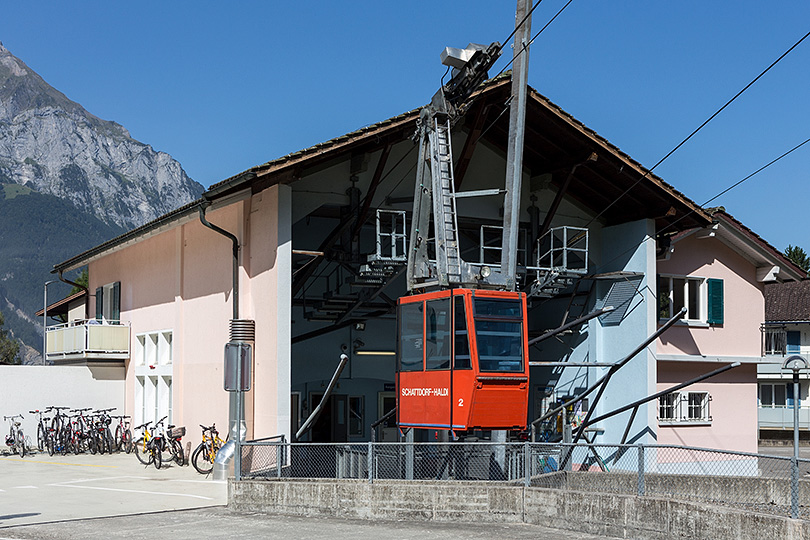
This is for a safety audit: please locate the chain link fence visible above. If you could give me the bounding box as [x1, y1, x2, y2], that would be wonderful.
[240, 440, 810, 519]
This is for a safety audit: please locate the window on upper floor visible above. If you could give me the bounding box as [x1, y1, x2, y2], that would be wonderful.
[658, 391, 712, 423]
[95, 281, 121, 322]
[658, 275, 723, 325]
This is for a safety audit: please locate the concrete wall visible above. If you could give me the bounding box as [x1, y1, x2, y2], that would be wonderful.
[230, 478, 810, 540]
[0, 365, 124, 443]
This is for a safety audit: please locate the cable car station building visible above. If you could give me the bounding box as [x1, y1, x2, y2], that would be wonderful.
[48, 75, 800, 453]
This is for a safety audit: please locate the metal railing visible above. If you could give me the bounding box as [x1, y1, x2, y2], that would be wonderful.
[240, 441, 810, 520]
[45, 319, 130, 361]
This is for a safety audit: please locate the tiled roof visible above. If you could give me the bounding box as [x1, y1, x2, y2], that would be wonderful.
[765, 280, 810, 322]
[712, 209, 808, 280]
[55, 74, 713, 272]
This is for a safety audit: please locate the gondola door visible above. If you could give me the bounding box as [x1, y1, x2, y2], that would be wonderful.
[398, 292, 453, 429]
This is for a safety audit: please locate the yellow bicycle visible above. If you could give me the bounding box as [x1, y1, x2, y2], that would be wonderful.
[191, 424, 225, 474]
[134, 417, 166, 469]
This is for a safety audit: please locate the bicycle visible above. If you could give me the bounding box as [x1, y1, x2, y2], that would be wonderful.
[29, 409, 51, 452]
[192, 423, 225, 474]
[49, 406, 71, 454]
[134, 420, 155, 466]
[134, 417, 168, 469]
[4, 414, 25, 457]
[150, 416, 186, 468]
[112, 414, 133, 453]
[69, 408, 94, 454]
[92, 408, 115, 454]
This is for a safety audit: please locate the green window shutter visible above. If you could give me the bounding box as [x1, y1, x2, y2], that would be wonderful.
[95, 286, 104, 320]
[707, 278, 724, 325]
[112, 281, 121, 322]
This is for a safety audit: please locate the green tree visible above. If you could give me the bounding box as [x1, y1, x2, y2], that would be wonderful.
[785, 245, 810, 274]
[0, 311, 21, 364]
[69, 268, 89, 295]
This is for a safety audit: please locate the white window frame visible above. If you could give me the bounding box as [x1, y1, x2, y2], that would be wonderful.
[133, 329, 173, 428]
[759, 383, 788, 408]
[658, 391, 712, 425]
[658, 274, 707, 325]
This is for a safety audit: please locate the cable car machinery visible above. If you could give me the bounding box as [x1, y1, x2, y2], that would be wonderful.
[396, 2, 537, 439]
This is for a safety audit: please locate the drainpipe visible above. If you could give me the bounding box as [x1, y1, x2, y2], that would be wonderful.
[198, 201, 246, 480]
[199, 202, 239, 321]
[57, 269, 89, 319]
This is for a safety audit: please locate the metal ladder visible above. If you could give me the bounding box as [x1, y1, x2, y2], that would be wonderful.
[429, 119, 462, 286]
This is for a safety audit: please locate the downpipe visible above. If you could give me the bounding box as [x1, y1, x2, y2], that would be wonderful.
[198, 201, 246, 481]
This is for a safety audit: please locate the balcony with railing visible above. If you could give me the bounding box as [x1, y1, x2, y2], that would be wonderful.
[762, 326, 787, 357]
[45, 319, 130, 363]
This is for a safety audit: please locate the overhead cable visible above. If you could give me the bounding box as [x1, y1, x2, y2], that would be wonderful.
[586, 27, 810, 228]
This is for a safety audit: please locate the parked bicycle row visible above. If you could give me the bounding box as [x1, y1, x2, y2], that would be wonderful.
[4, 408, 225, 475]
[4, 406, 135, 458]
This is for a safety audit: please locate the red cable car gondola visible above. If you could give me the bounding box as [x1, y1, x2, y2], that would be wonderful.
[397, 288, 529, 433]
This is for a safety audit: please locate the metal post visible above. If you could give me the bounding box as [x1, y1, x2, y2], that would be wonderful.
[500, 0, 532, 289]
[783, 355, 807, 519]
[43, 280, 58, 364]
[637, 443, 645, 496]
[524, 442, 531, 487]
[405, 429, 414, 480]
[368, 441, 373, 484]
[793, 370, 800, 519]
[276, 443, 282, 478]
[235, 353, 242, 481]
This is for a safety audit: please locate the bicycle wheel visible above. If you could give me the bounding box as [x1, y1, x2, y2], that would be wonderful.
[37, 424, 45, 452]
[16, 430, 25, 457]
[152, 441, 162, 470]
[46, 432, 55, 456]
[134, 437, 153, 465]
[192, 443, 214, 474]
[170, 438, 185, 465]
[123, 429, 133, 454]
[105, 428, 114, 454]
[115, 425, 123, 452]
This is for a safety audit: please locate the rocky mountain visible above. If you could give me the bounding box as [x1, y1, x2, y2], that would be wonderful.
[0, 42, 205, 362]
[0, 41, 203, 229]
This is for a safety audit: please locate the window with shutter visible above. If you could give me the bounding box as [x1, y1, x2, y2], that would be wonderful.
[95, 286, 104, 320]
[707, 278, 724, 325]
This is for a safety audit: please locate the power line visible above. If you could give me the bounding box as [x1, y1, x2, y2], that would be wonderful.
[587, 135, 810, 277]
[585, 27, 810, 229]
[660, 136, 810, 237]
[496, 0, 575, 79]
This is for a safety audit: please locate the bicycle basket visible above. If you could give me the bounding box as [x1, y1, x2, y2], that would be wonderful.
[168, 426, 186, 438]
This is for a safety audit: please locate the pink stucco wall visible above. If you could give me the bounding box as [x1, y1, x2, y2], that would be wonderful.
[88, 185, 291, 447]
[657, 362, 758, 453]
[656, 233, 764, 358]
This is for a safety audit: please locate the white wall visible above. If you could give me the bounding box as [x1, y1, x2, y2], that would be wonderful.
[0, 365, 124, 447]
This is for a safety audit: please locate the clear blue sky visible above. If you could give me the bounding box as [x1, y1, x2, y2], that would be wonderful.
[2, 1, 809, 254]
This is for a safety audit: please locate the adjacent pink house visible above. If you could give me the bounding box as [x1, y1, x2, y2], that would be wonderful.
[655, 210, 804, 452]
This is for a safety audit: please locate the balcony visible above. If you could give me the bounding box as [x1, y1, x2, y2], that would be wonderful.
[762, 326, 787, 357]
[46, 319, 130, 363]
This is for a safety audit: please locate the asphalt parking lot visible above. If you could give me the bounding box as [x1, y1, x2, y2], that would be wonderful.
[0, 447, 622, 539]
[5, 445, 803, 539]
[0, 448, 225, 527]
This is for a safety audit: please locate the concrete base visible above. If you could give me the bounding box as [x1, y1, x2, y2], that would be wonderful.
[230, 478, 810, 540]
